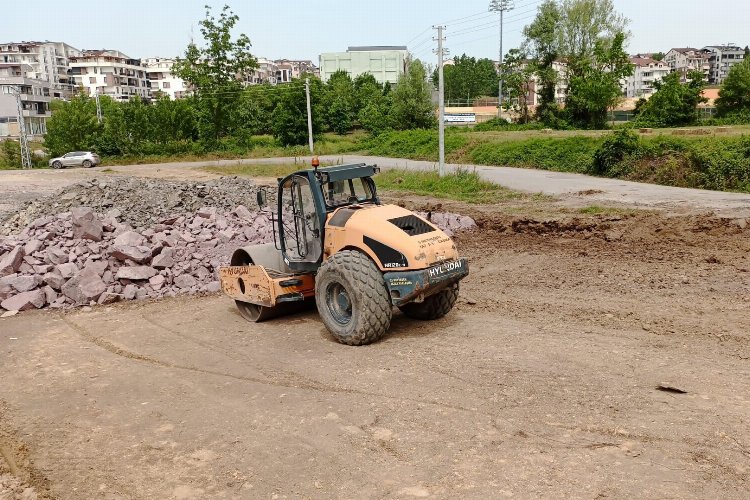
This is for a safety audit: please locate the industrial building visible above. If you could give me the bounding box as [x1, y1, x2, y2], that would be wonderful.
[319, 46, 410, 85]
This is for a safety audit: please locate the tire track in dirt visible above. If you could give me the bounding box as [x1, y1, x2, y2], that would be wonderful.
[61, 315, 486, 417]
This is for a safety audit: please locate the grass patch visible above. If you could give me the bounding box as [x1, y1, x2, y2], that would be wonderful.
[376, 168, 521, 204]
[203, 163, 301, 178]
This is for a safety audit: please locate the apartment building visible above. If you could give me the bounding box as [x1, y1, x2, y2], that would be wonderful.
[664, 48, 710, 82]
[142, 57, 188, 99]
[0, 41, 80, 98]
[243, 58, 280, 85]
[319, 46, 410, 84]
[0, 62, 52, 137]
[518, 60, 569, 107]
[274, 59, 319, 79]
[703, 45, 745, 84]
[68, 50, 149, 101]
[623, 57, 670, 98]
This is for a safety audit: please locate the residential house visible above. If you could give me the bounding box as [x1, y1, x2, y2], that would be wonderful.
[142, 57, 189, 99]
[520, 60, 569, 107]
[623, 57, 670, 98]
[664, 48, 710, 82]
[68, 50, 150, 101]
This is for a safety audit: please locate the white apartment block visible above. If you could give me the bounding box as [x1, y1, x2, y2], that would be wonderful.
[142, 58, 188, 99]
[320, 46, 410, 85]
[0, 41, 80, 98]
[0, 62, 52, 137]
[521, 60, 569, 107]
[275, 59, 319, 80]
[703, 45, 745, 84]
[68, 50, 149, 101]
[245, 58, 280, 85]
[623, 57, 670, 98]
[664, 48, 710, 82]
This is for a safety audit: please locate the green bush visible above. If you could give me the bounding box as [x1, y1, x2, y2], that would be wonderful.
[591, 128, 641, 176]
[364, 129, 468, 161]
[469, 136, 602, 172]
[473, 119, 547, 132]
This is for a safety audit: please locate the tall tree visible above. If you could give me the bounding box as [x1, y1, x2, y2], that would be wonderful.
[325, 70, 356, 135]
[501, 49, 534, 123]
[715, 58, 750, 117]
[390, 60, 436, 130]
[635, 71, 708, 127]
[433, 54, 499, 102]
[565, 32, 633, 128]
[172, 5, 258, 142]
[558, 0, 630, 61]
[652, 52, 665, 61]
[44, 93, 100, 156]
[271, 79, 325, 146]
[523, 0, 563, 122]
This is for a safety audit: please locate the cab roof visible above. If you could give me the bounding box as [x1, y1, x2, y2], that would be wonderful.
[295, 163, 380, 183]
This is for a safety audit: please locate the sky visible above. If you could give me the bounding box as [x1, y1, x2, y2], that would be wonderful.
[1, 0, 748, 62]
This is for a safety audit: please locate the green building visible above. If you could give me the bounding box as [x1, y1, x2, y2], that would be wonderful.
[319, 46, 410, 85]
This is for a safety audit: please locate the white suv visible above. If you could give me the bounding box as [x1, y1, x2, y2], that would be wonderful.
[49, 151, 101, 169]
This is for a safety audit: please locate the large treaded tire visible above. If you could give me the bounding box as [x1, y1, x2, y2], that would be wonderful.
[399, 283, 459, 321]
[315, 250, 392, 346]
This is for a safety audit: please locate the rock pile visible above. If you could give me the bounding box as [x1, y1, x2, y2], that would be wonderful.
[0, 176, 476, 315]
[1, 204, 273, 313]
[1, 176, 261, 235]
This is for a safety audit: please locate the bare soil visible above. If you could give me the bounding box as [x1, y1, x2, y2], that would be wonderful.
[1, 185, 749, 498]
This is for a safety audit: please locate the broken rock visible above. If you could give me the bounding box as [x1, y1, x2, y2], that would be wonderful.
[1, 289, 45, 311]
[0, 246, 25, 277]
[61, 267, 107, 304]
[115, 266, 157, 281]
[110, 245, 152, 264]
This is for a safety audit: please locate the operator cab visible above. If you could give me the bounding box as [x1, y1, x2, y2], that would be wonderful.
[260, 163, 380, 272]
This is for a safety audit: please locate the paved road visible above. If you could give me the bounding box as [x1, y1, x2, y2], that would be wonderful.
[3, 155, 750, 216]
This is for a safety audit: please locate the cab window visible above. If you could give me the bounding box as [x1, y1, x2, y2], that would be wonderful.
[279, 175, 321, 263]
[323, 177, 374, 208]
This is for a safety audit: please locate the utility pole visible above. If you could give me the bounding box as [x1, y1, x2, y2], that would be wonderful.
[434, 25, 446, 177]
[95, 89, 102, 124]
[12, 86, 32, 169]
[304, 78, 314, 154]
[489, 0, 514, 118]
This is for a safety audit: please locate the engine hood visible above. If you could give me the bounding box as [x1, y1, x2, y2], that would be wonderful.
[324, 204, 460, 271]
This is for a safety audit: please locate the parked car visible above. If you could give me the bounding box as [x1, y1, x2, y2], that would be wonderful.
[49, 151, 100, 169]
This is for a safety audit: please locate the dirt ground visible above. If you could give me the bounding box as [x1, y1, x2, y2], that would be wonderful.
[2, 166, 750, 499]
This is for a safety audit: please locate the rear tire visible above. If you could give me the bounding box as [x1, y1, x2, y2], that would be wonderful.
[315, 250, 392, 346]
[52, 161, 62, 169]
[399, 283, 459, 320]
[82, 160, 92, 168]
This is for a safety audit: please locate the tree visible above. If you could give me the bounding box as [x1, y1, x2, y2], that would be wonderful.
[635, 71, 708, 127]
[716, 58, 750, 117]
[172, 5, 258, 142]
[353, 73, 383, 113]
[652, 52, 665, 61]
[745, 46, 750, 58]
[501, 49, 534, 123]
[44, 93, 100, 156]
[390, 60, 436, 130]
[325, 70, 356, 135]
[565, 32, 633, 129]
[358, 94, 392, 135]
[433, 54, 499, 103]
[523, 0, 563, 123]
[558, 0, 630, 61]
[271, 79, 325, 146]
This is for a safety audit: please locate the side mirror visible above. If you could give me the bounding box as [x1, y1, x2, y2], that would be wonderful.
[257, 188, 267, 209]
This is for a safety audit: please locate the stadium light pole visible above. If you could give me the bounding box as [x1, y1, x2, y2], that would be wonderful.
[489, 0, 515, 118]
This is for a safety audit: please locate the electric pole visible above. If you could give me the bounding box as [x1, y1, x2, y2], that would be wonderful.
[305, 78, 314, 154]
[489, 0, 515, 118]
[434, 25, 446, 177]
[12, 86, 32, 169]
[95, 89, 102, 124]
